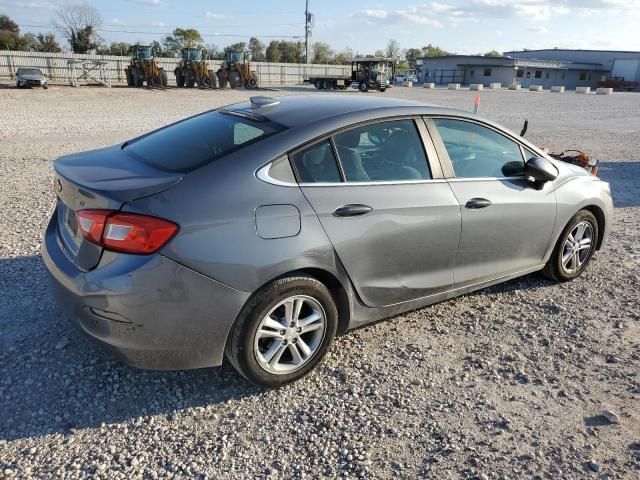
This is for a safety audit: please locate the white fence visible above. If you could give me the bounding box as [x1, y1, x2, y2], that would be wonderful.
[0, 50, 351, 87]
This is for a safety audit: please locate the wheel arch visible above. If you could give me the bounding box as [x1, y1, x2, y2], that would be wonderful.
[582, 204, 606, 250]
[223, 266, 352, 360]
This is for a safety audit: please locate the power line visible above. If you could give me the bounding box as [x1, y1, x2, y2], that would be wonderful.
[16, 23, 303, 39]
[18, 21, 304, 29]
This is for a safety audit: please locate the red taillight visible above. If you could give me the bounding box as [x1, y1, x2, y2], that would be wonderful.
[76, 209, 110, 244]
[75, 210, 178, 254]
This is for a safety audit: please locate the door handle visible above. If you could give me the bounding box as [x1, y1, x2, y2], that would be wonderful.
[465, 198, 492, 209]
[334, 204, 373, 217]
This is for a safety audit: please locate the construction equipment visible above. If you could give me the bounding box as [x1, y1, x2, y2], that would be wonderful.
[174, 48, 217, 89]
[217, 51, 259, 89]
[125, 45, 168, 88]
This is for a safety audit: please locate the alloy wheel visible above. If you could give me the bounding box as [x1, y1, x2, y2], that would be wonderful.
[561, 221, 593, 274]
[254, 295, 327, 374]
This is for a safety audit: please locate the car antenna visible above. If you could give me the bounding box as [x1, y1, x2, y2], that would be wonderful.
[520, 119, 528, 137]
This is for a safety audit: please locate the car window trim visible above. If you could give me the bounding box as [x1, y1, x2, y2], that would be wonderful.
[424, 115, 535, 180]
[288, 115, 443, 187]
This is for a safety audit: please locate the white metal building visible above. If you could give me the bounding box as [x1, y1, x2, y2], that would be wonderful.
[503, 49, 640, 83]
[418, 55, 608, 89]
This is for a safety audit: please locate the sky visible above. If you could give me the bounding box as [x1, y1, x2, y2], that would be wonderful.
[2, 0, 640, 55]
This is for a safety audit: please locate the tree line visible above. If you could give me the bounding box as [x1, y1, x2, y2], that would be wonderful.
[1, 5, 503, 65]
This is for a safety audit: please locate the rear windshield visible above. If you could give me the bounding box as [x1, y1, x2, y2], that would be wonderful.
[124, 110, 284, 172]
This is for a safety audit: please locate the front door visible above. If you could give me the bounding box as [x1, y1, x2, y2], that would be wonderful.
[292, 119, 461, 307]
[429, 117, 556, 286]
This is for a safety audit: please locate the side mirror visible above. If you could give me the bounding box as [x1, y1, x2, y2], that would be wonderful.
[525, 156, 558, 183]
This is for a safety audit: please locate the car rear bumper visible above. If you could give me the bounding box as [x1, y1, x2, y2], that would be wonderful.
[42, 212, 250, 370]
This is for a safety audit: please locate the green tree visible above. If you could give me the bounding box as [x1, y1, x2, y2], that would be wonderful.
[36, 33, 61, 52]
[283, 41, 304, 63]
[333, 47, 353, 65]
[404, 47, 423, 67]
[19, 33, 39, 51]
[249, 37, 265, 62]
[311, 41, 334, 64]
[0, 14, 21, 50]
[385, 39, 400, 59]
[484, 50, 502, 57]
[266, 40, 282, 62]
[163, 28, 203, 56]
[54, 3, 103, 53]
[205, 44, 223, 59]
[96, 41, 131, 56]
[421, 43, 451, 57]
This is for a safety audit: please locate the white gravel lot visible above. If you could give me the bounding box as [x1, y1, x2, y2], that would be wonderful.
[0, 84, 639, 479]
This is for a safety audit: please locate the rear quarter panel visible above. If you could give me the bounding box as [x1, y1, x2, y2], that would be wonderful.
[123, 148, 340, 294]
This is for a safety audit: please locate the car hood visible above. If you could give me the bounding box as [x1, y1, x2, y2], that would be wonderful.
[18, 74, 44, 81]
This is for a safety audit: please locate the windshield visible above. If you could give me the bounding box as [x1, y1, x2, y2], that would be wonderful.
[18, 68, 41, 76]
[125, 110, 285, 172]
[228, 52, 244, 63]
[184, 49, 202, 61]
[136, 47, 152, 59]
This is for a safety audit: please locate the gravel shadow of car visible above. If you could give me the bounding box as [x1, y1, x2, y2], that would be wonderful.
[0, 255, 262, 441]
[596, 161, 640, 208]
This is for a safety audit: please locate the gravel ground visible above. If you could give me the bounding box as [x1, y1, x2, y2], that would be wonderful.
[0, 84, 639, 479]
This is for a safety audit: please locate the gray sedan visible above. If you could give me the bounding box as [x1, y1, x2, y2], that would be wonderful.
[16, 67, 48, 89]
[42, 95, 613, 387]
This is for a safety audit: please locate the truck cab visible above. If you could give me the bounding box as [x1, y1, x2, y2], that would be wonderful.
[351, 57, 395, 92]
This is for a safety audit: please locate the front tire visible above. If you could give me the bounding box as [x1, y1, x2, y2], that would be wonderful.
[542, 210, 598, 282]
[359, 81, 368, 92]
[226, 276, 338, 387]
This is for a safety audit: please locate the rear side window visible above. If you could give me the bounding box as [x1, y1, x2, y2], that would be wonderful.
[125, 111, 284, 172]
[291, 141, 341, 183]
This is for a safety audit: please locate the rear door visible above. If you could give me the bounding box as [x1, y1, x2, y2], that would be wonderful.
[295, 118, 461, 308]
[427, 117, 556, 286]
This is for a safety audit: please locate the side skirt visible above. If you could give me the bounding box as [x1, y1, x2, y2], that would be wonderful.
[347, 264, 545, 329]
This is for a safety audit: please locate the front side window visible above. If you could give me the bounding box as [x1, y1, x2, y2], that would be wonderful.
[291, 141, 341, 183]
[333, 119, 431, 182]
[483, 68, 492, 76]
[534, 70, 542, 78]
[516, 69, 524, 78]
[433, 119, 525, 178]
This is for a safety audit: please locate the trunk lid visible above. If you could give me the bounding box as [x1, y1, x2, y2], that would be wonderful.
[53, 145, 183, 270]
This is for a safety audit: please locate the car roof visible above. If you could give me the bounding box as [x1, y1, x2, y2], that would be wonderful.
[222, 95, 467, 129]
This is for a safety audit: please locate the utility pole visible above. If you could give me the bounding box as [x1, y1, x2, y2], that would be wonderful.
[305, 0, 310, 64]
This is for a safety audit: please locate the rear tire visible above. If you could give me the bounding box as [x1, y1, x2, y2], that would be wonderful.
[125, 69, 134, 87]
[185, 71, 195, 88]
[217, 70, 228, 88]
[133, 69, 144, 87]
[226, 275, 338, 388]
[541, 210, 598, 282]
